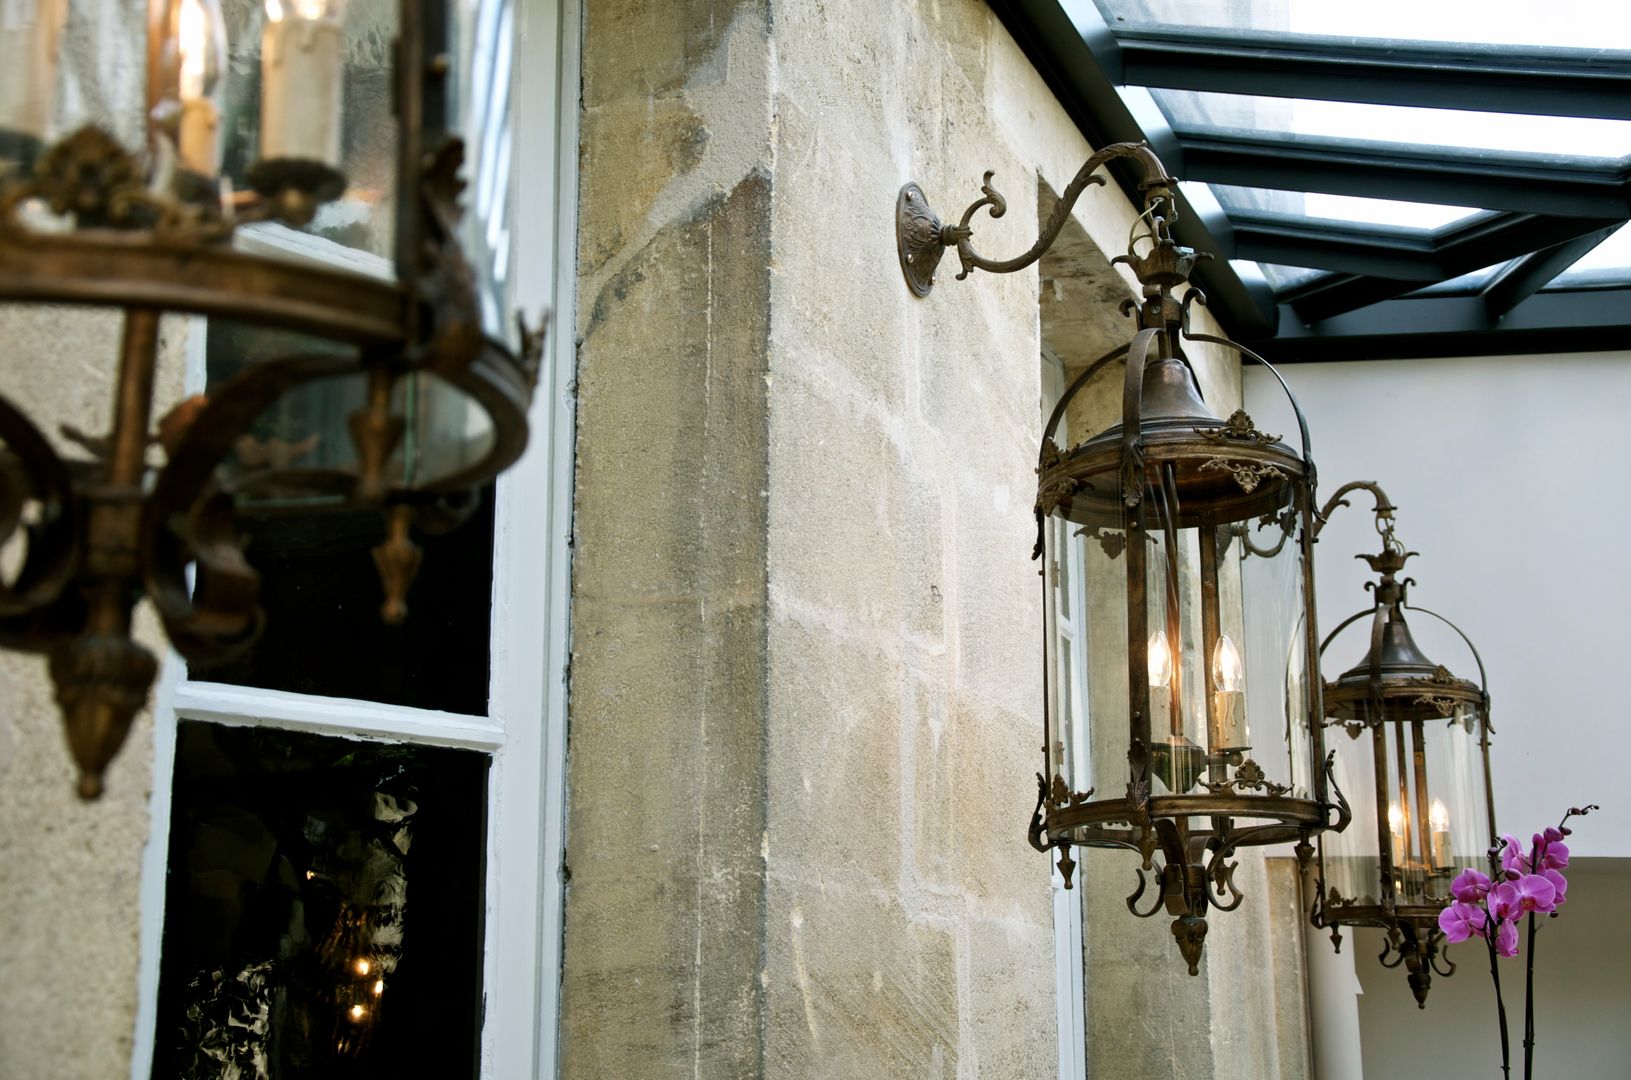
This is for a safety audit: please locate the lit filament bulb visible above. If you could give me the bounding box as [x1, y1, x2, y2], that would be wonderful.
[1210, 634, 1248, 749]
[1429, 798, 1454, 869]
[1147, 630, 1173, 688]
[1212, 635, 1244, 692]
[177, 0, 210, 100]
[372, 979, 385, 996]
[349, 1004, 366, 1021]
[1388, 802, 1408, 866]
[354, 958, 371, 976]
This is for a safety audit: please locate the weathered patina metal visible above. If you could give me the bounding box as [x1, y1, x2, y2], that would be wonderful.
[902, 143, 1347, 975]
[0, 0, 545, 798]
[1308, 483, 1496, 1008]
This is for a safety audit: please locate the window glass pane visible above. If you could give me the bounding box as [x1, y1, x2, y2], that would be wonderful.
[1207, 184, 1479, 230]
[193, 321, 496, 715]
[1549, 223, 1631, 287]
[1244, 261, 1326, 293]
[1156, 89, 1631, 162]
[1093, 0, 1631, 50]
[153, 722, 488, 1079]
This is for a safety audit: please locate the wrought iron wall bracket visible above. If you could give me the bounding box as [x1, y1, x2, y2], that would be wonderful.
[895, 142, 1176, 298]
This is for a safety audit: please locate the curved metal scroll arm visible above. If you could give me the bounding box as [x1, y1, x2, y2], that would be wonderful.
[1314, 479, 1396, 540]
[945, 142, 1177, 282]
[1401, 603, 1490, 696]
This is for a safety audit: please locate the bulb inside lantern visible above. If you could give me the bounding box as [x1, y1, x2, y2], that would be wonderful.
[1212, 634, 1244, 692]
[176, 0, 220, 101]
[1148, 630, 1173, 688]
[1387, 801, 1404, 833]
[1429, 798, 1449, 832]
[265, 0, 342, 22]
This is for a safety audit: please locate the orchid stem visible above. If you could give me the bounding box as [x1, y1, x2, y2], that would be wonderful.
[1522, 907, 1538, 1076]
[1487, 926, 1511, 1078]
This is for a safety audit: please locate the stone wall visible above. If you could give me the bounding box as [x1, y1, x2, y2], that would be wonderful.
[564, 1, 1308, 1077]
[0, 307, 187, 1080]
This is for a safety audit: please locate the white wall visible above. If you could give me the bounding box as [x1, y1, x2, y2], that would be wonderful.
[1246, 351, 1630, 858]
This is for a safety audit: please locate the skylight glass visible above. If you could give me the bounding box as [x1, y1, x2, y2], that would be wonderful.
[1093, 0, 1631, 51]
[1206, 185, 1480, 231]
[1550, 225, 1631, 287]
[1244, 261, 1329, 292]
[1156, 91, 1631, 162]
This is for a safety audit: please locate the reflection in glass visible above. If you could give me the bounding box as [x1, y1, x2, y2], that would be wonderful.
[153, 722, 487, 1079]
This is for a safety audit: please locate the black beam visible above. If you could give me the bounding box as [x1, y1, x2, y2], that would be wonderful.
[984, 0, 1277, 336]
[1179, 132, 1631, 218]
[1281, 274, 1422, 325]
[1480, 225, 1622, 317]
[1250, 286, 1631, 363]
[1231, 212, 1625, 281]
[1116, 28, 1631, 120]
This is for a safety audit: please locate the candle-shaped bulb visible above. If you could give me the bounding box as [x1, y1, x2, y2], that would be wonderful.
[259, 0, 347, 173]
[0, 0, 67, 157]
[1429, 798, 1450, 832]
[151, 0, 227, 177]
[1212, 634, 1244, 692]
[1148, 630, 1173, 689]
[1387, 801, 1404, 833]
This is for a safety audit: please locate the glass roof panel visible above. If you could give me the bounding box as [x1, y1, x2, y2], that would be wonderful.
[1093, 0, 1631, 51]
[1549, 225, 1631, 287]
[1155, 90, 1631, 161]
[1206, 185, 1480, 231]
[1245, 261, 1328, 292]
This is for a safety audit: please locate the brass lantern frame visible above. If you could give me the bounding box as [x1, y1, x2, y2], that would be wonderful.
[898, 142, 1349, 974]
[1308, 482, 1496, 1008]
[0, 0, 544, 797]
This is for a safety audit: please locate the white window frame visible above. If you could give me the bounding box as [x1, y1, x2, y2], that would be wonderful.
[1042, 345, 1089, 1080]
[127, 1, 579, 1076]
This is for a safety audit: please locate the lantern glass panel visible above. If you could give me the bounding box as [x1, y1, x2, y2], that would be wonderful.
[224, 0, 402, 267]
[206, 322, 497, 508]
[1234, 510, 1317, 799]
[1320, 720, 1382, 907]
[1073, 515, 1130, 803]
[1424, 704, 1492, 879]
[1143, 502, 1207, 795]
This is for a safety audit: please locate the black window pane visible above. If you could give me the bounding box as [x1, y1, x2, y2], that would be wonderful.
[153, 722, 488, 1079]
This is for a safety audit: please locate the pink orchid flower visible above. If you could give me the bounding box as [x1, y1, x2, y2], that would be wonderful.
[1542, 868, 1568, 908]
[1494, 917, 1520, 958]
[1490, 881, 1521, 921]
[1451, 868, 1492, 903]
[1514, 873, 1557, 915]
[1439, 901, 1487, 943]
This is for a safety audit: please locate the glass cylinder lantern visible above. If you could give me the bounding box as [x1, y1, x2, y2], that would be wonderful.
[896, 143, 1347, 975]
[1312, 497, 1495, 1008]
[0, 0, 542, 797]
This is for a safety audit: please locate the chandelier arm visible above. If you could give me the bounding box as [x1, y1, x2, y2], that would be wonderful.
[945, 142, 1175, 282]
[1311, 479, 1397, 540]
[0, 391, 79, 618]
[141, 353, 360, 656]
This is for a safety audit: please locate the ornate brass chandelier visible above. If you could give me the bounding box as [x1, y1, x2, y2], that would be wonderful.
[897, 143, 1348, 973]
[0, 0, 542, 797]
[1310, 483, 1496, 1007]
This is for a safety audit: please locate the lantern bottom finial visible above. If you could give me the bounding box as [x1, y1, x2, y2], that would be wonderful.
[1172, 914, 1208, 976]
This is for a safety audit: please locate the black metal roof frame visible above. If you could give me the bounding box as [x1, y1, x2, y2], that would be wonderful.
[987, 0, 1631, 361]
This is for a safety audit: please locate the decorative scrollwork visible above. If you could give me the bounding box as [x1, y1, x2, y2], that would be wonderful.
[1197, 409, 1281, 448]
[1200, 457, 1286, 494]
[1200, 758, 1292, 797]
[1413, 694, 1459, 718]
[1074, 523, 1126, 559]
[1035, 476, 1082, 516]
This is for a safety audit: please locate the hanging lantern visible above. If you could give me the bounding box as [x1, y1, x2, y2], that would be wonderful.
[0, 0, 543, 797]
[897, 143, 1348, 974]
[1310, 484, 1495, 1007]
